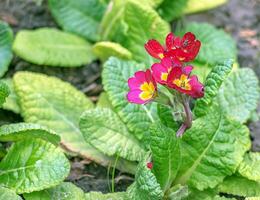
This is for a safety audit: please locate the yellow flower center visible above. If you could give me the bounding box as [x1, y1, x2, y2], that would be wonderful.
[161, 72, 168, 81]
[158, 53, 164, 59]
[173, 74, 191, 90]
[139, 82, 156, 100]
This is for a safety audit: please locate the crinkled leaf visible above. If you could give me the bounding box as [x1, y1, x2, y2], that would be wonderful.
[183, 0, 227, 15]
[13, 28, 95, 67]
[150, 123, 180, 191]
[0, 21, 13, 77]
[194, 60, 233, 117]
[157, 104, 179, 130]
[176, 23, 237, 66]
[127, 160, 163, 200]
[13, 71, 112, 167]
[175, 105, 251, 190]
[102, 57, 158, 140]
[238, 152, 260, 182]
[80, 108, 146, 161]
[218, 174, 260, 197]
[157, 0, 188, 21]
[1, 79, 20, 114]
[0, 187, 22, 200]
[123, 0, 170, 65]
[93, 41, 132, 62]
[0, 123, 60, 145]
[217, 68, 260, 123]
[167, 185, 188, 200]
[85, 191, 126, 200]
[0, 81, 9, 107]
[0, 138, 70, 194]
[192, 62, 212, 83]
[48, 0, 106, 42]
[23, 182, 85, 200]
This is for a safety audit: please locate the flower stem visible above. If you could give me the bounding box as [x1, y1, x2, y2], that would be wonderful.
[176, 96, 192, 137]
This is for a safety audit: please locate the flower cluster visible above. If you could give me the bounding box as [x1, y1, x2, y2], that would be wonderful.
[127, 32, 204, 104]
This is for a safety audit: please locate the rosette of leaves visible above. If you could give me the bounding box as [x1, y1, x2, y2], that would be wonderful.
[79, 57, 260, 199]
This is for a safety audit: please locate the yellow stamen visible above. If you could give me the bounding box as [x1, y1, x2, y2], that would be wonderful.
[139, 82, 156, 100]
[161, 73, 168, 81]
[173, 74, 191, 90]
[158, 53, 164, 59]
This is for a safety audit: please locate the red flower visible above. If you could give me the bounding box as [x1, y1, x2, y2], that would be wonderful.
[146, 162, 153, 169]
[151, 57, 181, 85]
[127, 69, 157, 104]
[167, 66, 204, 98]
[144, 39, 165, 59]
[166, 32, 201, 62]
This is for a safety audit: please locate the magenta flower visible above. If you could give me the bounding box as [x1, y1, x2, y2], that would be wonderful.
[151, 57, 181, 85]
[167, 66, 204, 98]
[127, 69, 157, 104]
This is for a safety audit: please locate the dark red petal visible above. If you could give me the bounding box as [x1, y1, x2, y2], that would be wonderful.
[165, 32, 174, 50]
[166, 66, 182, 88]
[144, 39, 164, 59]
[181, 32, 196, 48]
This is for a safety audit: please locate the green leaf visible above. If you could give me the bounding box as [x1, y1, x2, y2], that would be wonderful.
[157, 104, 179, 130]
[218, 174, 260, 197]
[0, 81, 9, 107]
[23, 182, 85, 200]
[1, 79, 20, 114]
[194, 60, 233, 117]
[150, 124, 180, 191]
[0, 123, 60, 145]
[80, 108, 146, 161]
[167, 184, 189, 200]
[0, 187, 22, 200]
[246, 198, 260, 200]
[176, 23, 237, 66]
[238, 152, 260, 182]
[0, 138, 70, 194]
[184, 188, 217, 200]
[13, 71, 109, 166]
[85, 191, 126, 200]
[217, 68, 260, 123]
[191, 62, 212, 83]
[123, 0, 170, 65]
[157, 0, 188, 21]
[13, 28, 95, 67]
[93, 41, 132, 62]
[127, 159, 163, 200]
[99, 0, 128, 42]
[183, 0, 227, 15]
[175, 105, 251, 190]
[96, 92, 114, 110]
[48, 0, 106, 42]
[0, 21, 13, 77]
[102, 57, 158, 140]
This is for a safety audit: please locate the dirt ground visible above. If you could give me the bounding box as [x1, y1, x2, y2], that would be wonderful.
[0, 0, 259, 194]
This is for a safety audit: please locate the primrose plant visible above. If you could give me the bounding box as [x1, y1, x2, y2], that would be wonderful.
[127, 32, 203, 137]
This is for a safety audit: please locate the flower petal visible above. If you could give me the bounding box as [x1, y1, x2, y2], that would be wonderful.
[188, 75, 204, 98]
[127, 90, 147, 104]
[144, 39, 165, 59]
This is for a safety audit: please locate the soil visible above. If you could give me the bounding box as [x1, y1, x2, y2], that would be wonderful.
[0, 0, 259, 195]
